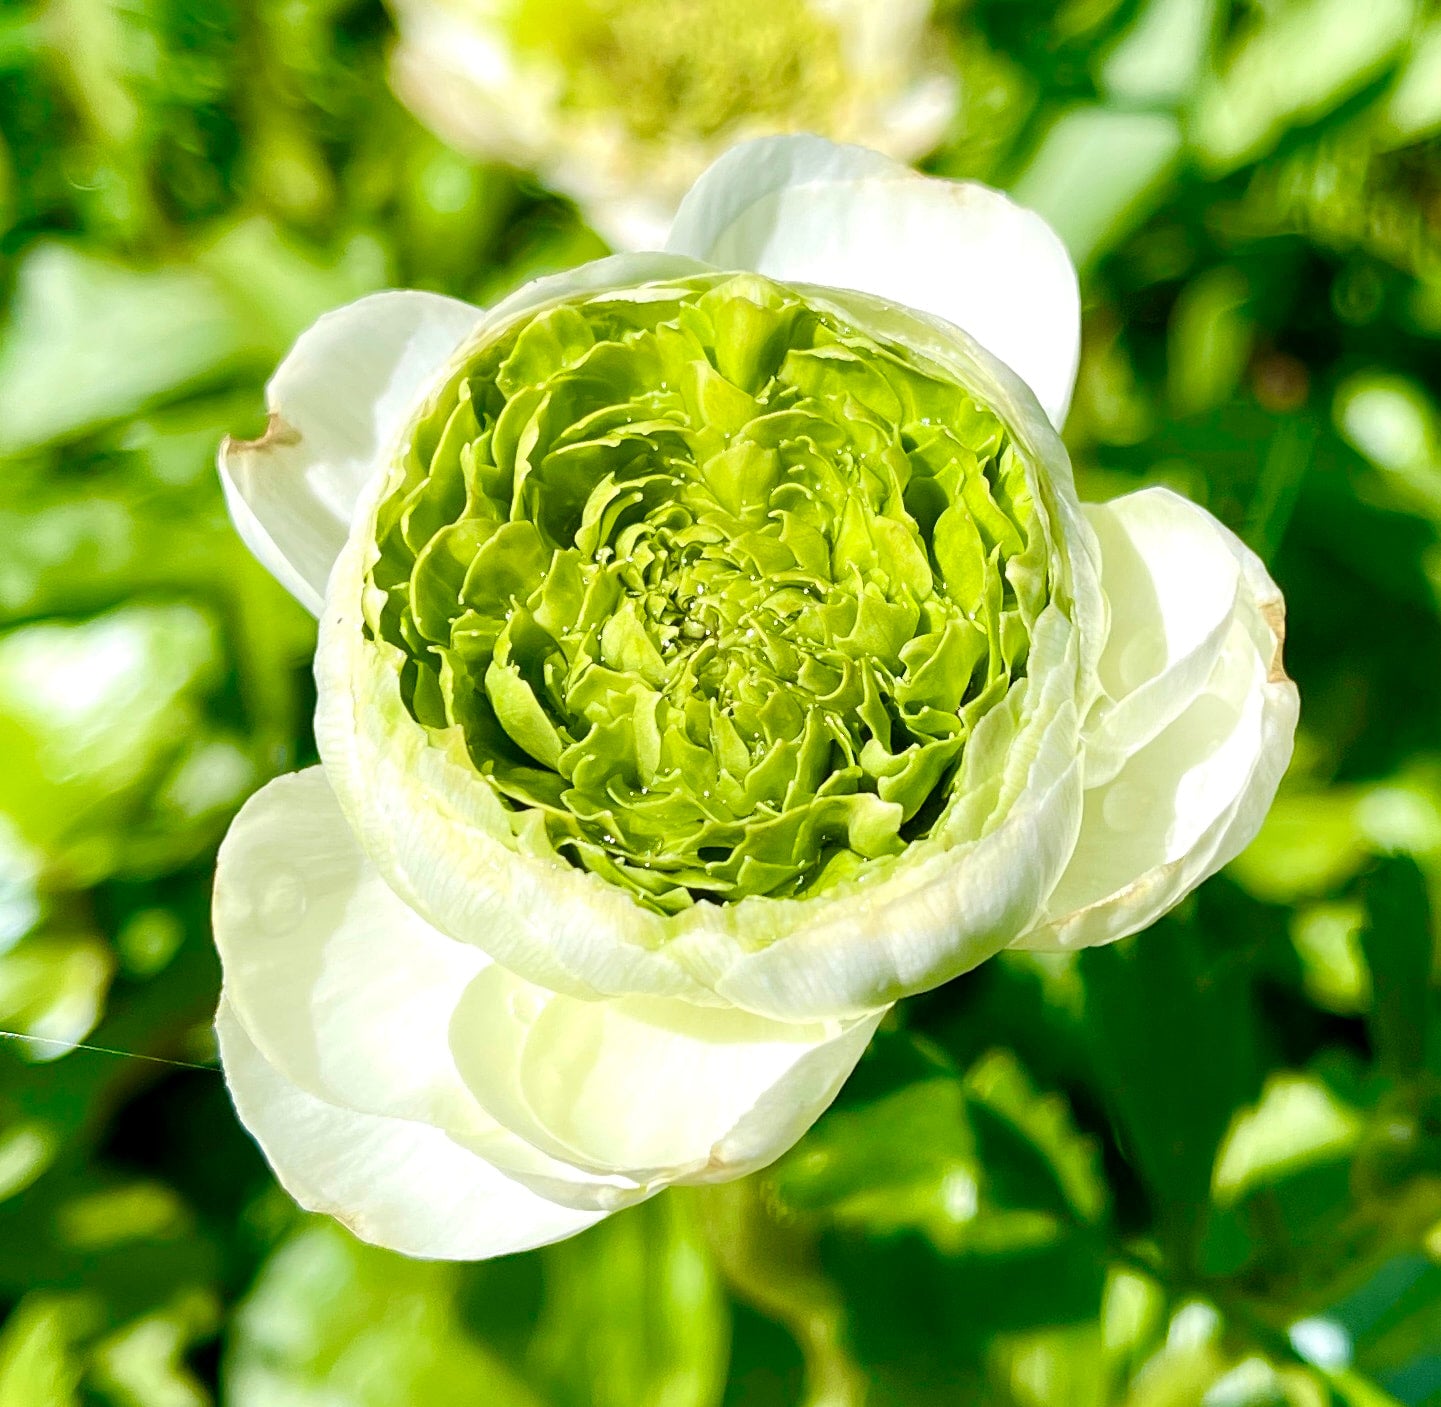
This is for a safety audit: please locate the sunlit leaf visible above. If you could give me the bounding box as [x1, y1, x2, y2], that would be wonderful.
[530, 1196, 729, 1407]
[226, 1222, 542, 1407]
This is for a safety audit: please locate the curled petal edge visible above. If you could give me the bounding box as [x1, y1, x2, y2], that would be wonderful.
[1017, 489, 1298, 952]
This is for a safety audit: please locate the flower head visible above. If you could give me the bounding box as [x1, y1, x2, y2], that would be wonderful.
[216, 136, 1298, 1258]
[384, 0, 958, 248]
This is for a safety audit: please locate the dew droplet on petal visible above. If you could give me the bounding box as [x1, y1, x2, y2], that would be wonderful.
[1101, 779, 1154, 833]
[1116, 625, 1167, 692]
[506, 986, 548, 1023]
[257, 867, 308, 935]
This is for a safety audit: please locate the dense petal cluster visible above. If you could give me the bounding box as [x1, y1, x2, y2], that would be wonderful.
[215, 136, 1298, 1261]
[367, 273, 1045, 911]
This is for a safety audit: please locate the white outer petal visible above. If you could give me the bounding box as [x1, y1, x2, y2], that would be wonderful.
[214, 766, 490, 1131]
[213, 760, 877, 1216]
[219, 291, 482, 614]
[1018, 488, 1298, 951]
[449, 967, 884, 1183]
[1080, 488, 1245, 785]
[212, 765, 650, 1216]
[210, 753, 881, 1215]
[216, 1000, 605, 1260]
[666, 134, 1081, 428]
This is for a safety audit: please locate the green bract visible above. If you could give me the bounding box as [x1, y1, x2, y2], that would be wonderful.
[363, 273, 1049, 914]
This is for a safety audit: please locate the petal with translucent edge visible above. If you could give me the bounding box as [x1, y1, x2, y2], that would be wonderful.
[315, 280, 1099, 1021]
[449, 965, 884, 1183]
[214, 766, 489, 1131]
[666, 134, 1081, 428]
[219, 291, 483, 614]
[216, 1000, 605, 1259]
[213, 765, 652, 1215]
[1018, 489, 1298, 951]
[1079, 487, 1245, 786]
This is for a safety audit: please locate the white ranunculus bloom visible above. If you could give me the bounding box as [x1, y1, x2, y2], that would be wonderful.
[383, 0, 958, 250]
[216, 135, 1298, 1259]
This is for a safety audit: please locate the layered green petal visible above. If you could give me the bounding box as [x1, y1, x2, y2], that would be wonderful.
[313, 266, 1098, 1018]
[360, 273, 1049, 915]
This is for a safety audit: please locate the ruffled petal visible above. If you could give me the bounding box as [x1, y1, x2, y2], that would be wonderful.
[666, 134, 1081, 428]
[216, 1000, 605, 1260]
[1019, 488, 1298, 951]
[219, 291, 482, 614]
[448, 965, 884, 1183]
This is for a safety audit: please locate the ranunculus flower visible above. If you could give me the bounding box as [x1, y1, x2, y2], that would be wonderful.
[215, 136, 1297, 1259]
[382, 0, 957, 250]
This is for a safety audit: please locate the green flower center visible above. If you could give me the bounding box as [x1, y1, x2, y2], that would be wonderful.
[366, 274, 1048, 913]
[505, 0, 848, 141]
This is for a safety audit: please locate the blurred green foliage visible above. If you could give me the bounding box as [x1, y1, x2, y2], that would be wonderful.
[1, 0, 1440, 1402]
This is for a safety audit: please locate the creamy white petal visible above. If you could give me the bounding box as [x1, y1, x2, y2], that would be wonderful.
[666, 134, 1081, 427]
[219, 291, 482, 614]
[216, 1000, 604, 1259]
[213, 765, 654, 1216]
[213, 766, 488, 1131]
[449, 965, 884, 1183]
[1019, 490, 1298, 951]
[1079, 487, 1245, 786]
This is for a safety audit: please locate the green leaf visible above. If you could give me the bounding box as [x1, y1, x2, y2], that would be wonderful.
[0, 604, 256, 888]
[1009, 106, 1182, 269]
[963, 1049, 1110, 1228]
[1078, 919, 1265, 1256]
[530, 1196, 729, 1407]
[0, 929, 114, 1056]
[226, 1223, 543, 1407]
[773, 1077, 976, 1241]
[0, 245, 247, 455]
[1190, 0, 1416, 174]
[0, 1294, 88, 1407]
[1357, 857, 1433, 1081]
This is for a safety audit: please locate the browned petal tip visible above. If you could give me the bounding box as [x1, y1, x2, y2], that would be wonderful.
[1261, 597, 1291, 685]
[224, 412, 301, 457]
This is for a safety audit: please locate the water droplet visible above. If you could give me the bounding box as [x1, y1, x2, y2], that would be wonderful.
[1116, 626, 1165, 692]
[257, 866, 308, 935]
[507, 987, 547, 1023]
[1101, 780, 1153, 833]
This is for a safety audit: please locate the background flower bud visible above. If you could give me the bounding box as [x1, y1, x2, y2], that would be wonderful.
[383, 0, 959, 249]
